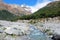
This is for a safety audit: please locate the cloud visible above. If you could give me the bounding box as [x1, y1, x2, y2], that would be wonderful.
[21, 0, 51, 13]
[28, 0, 51, 13]
[30, 2, 51, 13]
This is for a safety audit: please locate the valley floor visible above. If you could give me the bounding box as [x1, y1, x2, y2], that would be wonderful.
[0, 17, 60, 40]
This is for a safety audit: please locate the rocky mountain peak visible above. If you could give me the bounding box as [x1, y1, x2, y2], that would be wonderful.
[0, 2, 32, 16]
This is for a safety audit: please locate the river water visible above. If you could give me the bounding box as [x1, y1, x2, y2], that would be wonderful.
[0, 25, 51, 40]
[0, 20, 51, 40]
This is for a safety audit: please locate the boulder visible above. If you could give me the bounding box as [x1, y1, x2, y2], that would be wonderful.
[52, 34, 60, 40]
[4, 25, 30, 36]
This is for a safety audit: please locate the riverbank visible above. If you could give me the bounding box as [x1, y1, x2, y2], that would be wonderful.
[0, 20, 51, 40]
[27, 17, 60, 38]
[0, 17, 60, 40]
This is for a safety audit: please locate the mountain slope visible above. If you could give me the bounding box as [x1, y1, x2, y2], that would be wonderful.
[0, 2, 31, 16]
[0, 2, 32, 21]
[33, 1, 60, 18]
[19, 1, 60, 19]
[0, 10, 18, 21]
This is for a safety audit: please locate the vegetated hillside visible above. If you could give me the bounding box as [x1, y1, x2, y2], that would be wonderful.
[19, 1, 60, 20]
[0, 10, 19, 21]
[0, 2, 32, 21]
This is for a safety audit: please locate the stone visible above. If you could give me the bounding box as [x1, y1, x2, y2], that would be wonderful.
[0, 20, 51, 40]
[0, 30, 3, 33]
[4, 25, 30, 36]
[4, 27, 24, 36]
[52, 34, 60, 40]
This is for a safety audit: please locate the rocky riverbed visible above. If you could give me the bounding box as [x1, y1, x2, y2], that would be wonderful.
[0, 20, 51, 40]
[31, 17, 60, 38]
[0, 17, 60, 40]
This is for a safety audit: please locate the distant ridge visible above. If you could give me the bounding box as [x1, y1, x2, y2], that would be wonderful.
[0, 1, 32, 21]
[19, 1, 60, 19]
[0, 2, 32, 16]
